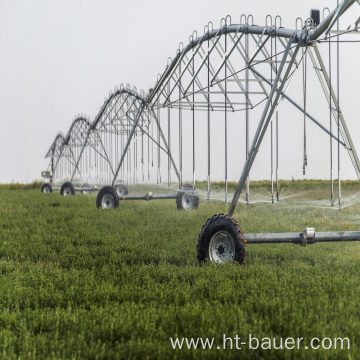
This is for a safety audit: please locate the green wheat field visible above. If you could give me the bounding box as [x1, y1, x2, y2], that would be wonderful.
[0, 180, 359, 359]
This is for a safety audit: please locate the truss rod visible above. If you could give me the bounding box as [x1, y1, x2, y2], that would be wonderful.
[310, 44, 360, 179]
[251, 68, 346, 148]
[150, 109, 181, 183]
[95, 132, 115, 177]
[111, 103, 145, 186]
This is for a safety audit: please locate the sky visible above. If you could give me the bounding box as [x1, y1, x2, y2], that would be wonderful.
[0, 0, 359, 183]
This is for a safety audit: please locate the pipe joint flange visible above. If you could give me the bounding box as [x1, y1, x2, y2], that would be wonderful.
[301, 227, 316, 246]
[300, 230, 307, 247]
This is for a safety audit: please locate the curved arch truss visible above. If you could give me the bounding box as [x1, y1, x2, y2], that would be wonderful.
[51, 85, 178, 185]
[46, 132, 65, 160]
[148, 24, 299, 112]
[45, 116, 92, 183]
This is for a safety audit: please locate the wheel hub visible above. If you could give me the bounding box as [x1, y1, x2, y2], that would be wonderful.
[102, 194, 114, 209]
[64, 187, 72, 196]
[209, 231, 235, 263]
[216, 242, 226, 255]
[182, 193, 194, 210]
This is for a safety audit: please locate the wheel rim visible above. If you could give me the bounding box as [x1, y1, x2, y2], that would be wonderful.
[63, 187, 72, 196]
[182, 193, 194, 210]
[102, 193, 115, 209]
[209, 231, 235, 263]
[42, 186, 50, 193]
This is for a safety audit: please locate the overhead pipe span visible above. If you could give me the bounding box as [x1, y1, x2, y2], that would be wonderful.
[147, 0, 358, 106]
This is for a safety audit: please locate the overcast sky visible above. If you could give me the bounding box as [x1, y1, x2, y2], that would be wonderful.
[0, 0, 359, 183]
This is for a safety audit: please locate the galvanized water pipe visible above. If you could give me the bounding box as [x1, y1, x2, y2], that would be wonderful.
[245, 228, 360, 245]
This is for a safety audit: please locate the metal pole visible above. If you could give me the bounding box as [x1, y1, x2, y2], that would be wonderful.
[192, 54, 196, 188]
[337, 3, 341, 210]
[121, 130, 124, 182]
[142, 130, 144, 182]
[225, 28, 228, 203]
[302, 48, 308, 176]
[128, 147, 131, 185]
[51, 150, 54, 179]
[275, 24, 280, 201]
[245, 230, 360, 244]
[329, 34, 334, 206]
[96, 140, 98, 182]
[270, 34, 274, 204]
[168, 82, 171, 190]
[148, 111, 150, 180]
[245, 28, 250, 205]
[178, 62, 183, 188]
[115, 126, 118, 181]
[207, 31, 211, 200]
[228, 34, 299, 217]
[134, 137, 136, 184]
[157, 104, 161, 185]
[179, 60, 183, 187]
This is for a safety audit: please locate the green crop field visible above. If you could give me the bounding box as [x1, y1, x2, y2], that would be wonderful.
[0, 180, 360, 359]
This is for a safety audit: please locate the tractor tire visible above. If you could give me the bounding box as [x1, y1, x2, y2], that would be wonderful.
[197, 214, 246, 264]
[96, 186, 119, 209]
[41, 183, 53, 193]
[176, 184, 199, 210]
[60, 182, 75, 196]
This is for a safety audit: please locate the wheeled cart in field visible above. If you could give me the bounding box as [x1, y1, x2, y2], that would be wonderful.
[41, 173, 199, 211]
[96, 184, 199, 211]
[41, 182, 98, 195]
[198, 218, 360, 264]
[41, 180, 128, 197]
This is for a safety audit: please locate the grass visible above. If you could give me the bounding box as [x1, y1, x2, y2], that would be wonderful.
[0, 180, 360, 359]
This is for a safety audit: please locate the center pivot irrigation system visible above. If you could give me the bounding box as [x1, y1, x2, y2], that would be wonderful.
[42, 85, 200, 210]
[43, 0, 360, 263]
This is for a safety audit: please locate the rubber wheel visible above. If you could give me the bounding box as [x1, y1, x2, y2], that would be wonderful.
[41, 183, 53, 193]
[176, 184, 199, 210]
[114, 183, 128, 196]
[60, 182, 75, 196]
[96, 186, 119, 209]
[81, 183, 91, 194]
[197, 214, 246, 264]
